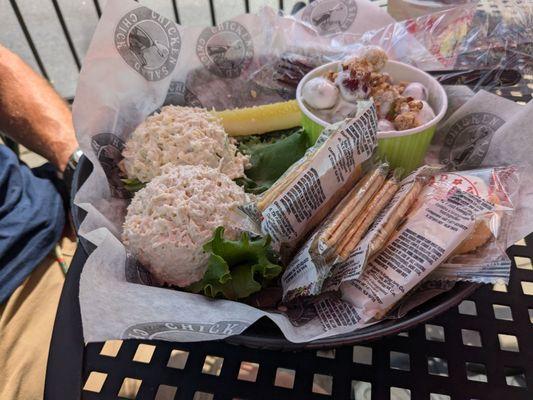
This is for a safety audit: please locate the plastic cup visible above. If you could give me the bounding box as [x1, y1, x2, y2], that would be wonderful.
[296, 60, 448, 174]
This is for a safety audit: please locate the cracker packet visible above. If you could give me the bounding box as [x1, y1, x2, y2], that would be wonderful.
[317, 162, 392, 261]
[419, 166, 520, 285]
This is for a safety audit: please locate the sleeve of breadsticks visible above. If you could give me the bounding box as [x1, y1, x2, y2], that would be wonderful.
[316, 169, 431, 292]
[317, 163, 389, 257]
[366, 167, 435, 258]
[257, 103, 379, 258]
[337, 173, 401, 259]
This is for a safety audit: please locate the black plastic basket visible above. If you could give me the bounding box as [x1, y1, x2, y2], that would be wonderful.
[72, 155, 478, 350]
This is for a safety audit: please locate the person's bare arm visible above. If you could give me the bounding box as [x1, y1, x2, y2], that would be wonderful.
[0, 44, 78, 172]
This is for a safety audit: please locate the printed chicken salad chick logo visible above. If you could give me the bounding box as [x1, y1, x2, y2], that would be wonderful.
[124, 321, 249, 339]
[302, 0, 358, 35]
[440, 112, 505, 170]
[196, 20, 254, 78]
[91, 133, 128, 199]
[115, 7, 181, 81]
[163, 81, 203, 107]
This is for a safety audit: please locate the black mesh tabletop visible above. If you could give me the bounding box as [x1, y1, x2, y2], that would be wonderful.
[73, 235, 533, 400]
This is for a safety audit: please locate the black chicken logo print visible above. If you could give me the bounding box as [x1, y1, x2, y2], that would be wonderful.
[196, 21, 254, 79]
[440, 112, 505, 170]
[115, 7, 181, 81]
[302, 0, 358, 35]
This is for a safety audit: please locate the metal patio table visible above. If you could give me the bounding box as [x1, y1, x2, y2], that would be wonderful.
[41, 1, 533, 400]
[45, 87, 533, 400]
[44, 195, 533, 400]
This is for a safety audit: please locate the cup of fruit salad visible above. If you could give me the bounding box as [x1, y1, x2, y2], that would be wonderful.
[296, 47, 447, 174]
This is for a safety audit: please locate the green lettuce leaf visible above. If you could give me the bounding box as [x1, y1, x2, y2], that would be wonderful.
[121, 177, 146, 193]
[187, 227, 283, 300]
[236, 128, 310, 194]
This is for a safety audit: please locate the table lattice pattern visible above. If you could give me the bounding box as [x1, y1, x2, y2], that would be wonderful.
[80, 235, 533, 400]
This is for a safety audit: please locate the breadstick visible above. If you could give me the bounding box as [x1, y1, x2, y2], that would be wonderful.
[320, 172, 373, 240]
[257, 157, 311, 211]
[368, 179, 423, 257]
[338, 178, 400, 258]
[322, 167, 387, 248]
[303, 164, 363, 245]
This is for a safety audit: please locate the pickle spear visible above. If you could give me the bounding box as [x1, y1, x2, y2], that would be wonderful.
[215, 100, 301, 136]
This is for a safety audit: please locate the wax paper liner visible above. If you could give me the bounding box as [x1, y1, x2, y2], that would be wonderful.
[74, 0, 531, 344]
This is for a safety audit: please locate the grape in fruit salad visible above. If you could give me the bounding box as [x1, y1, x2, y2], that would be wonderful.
[301, 46, 436, 131]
